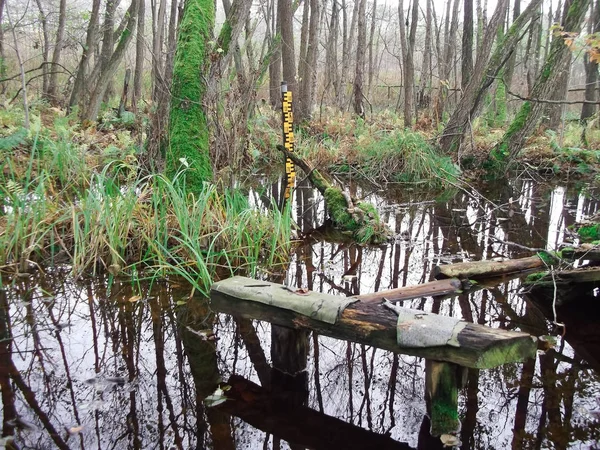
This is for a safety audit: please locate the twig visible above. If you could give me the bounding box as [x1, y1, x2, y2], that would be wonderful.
[507, 88, 600, 105]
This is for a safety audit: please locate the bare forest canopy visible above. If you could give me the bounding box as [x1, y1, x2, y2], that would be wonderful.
[2, 0, 600, 178]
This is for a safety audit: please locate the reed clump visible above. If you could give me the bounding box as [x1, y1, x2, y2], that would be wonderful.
[0, 109, 292, 294]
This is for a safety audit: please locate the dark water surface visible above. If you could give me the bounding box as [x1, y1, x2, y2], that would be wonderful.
[1, 179, 599, 449]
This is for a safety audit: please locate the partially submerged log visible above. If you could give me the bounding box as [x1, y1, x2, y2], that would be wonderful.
[211, 276, 536, 369]
[216, 375, 414, 450]
[432, 255, 545, 280]
[561, 244, 600, 261]
[277, 145, 391, 244]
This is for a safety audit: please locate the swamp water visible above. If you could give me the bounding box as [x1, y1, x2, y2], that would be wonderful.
[1, 178, 599, 449]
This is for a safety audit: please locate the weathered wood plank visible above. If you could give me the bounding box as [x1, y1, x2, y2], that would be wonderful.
[432, 255, 544, 280]
[354, 278, 463, 303]
[210, 277, 537, 369]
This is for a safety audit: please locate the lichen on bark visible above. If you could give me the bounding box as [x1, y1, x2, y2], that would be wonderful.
[166, 0, 215, 194]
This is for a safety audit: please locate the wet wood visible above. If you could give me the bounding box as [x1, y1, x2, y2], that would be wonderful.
[210, 277, 537, 369]
[561, 245, 600, 261]
[216, 375, 414, 450]
[432, 255, 544, 280]
[425, 361, 462, 436]
[355, 278, 463, 303]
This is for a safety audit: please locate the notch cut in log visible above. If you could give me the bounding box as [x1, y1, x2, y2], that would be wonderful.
[432, 255, 545, 280]
[210, 277, 537, 369]
[276, 144, 391, 244]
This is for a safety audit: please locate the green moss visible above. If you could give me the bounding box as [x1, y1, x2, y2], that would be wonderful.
[218, 20, 233, 54]
[525, 271, 547, 283]
[324, 188, 358, 231]
[166, 0, 215, 194]
[537, 251, 558, 265]
[578, 224, 600, 242]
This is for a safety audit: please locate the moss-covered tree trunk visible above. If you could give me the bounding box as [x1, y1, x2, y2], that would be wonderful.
[491, 0, 591, 171]
[166, 0, 215, 193]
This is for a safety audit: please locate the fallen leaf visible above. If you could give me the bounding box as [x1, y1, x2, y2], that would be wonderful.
[128, 295, 142, 303]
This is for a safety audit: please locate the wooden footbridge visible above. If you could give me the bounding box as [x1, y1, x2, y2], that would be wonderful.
[209, 256, 549, 438]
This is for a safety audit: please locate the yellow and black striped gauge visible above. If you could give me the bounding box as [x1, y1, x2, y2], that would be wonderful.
[281, 82, 295, 201]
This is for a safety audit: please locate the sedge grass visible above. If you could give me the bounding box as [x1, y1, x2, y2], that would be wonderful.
[1, 127, 293, 295]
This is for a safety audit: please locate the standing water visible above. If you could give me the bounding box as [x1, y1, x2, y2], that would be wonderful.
[1, 178, 599, 449]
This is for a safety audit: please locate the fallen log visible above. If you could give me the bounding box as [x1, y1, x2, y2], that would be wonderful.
[277, 144, 391, 244]
[210, 277, 536, 369]
[432, 255, 545, 280]
[561, 245, 600, 261]
[216, 375, 414, 450]
[354, 278, 464, 303]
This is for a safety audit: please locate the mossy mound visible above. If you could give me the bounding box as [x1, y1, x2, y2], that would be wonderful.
[578, 224, 600, 242]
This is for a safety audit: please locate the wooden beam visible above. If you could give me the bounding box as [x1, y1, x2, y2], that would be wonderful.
[354, 278, 463, 303]
[432, 256, 545, 280]
[216, 375, 415, 450]
[210, 277, 537, 369]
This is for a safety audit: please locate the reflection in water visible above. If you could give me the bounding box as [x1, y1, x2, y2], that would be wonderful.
[0, 180, 599, 449]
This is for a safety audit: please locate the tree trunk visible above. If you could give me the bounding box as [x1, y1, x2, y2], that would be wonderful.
[69, 0, 101, 111]
[418, 0, 433, 109]
[82, 0, 139, 122]
[269, 0, 282, 108]
[353, 0, 367, 117]
[46, 0, 67, 105]
[34, 0, 50, 96]
[439, 0, 541, 154]
[434, 0, 460, 124]
[581, 0, 600, 122]
[132, 0, 145, 113]
[340, 0, 360, 110]
[503, 0, 521, 97]
[0, 0, 5, 86]
[494, 0, 591, 169]
[325, 0, 340, 100]
[165, 0, 215, 192]
[99, 0, 118, 103]
[368, 0, 378, 92]
[297, 0, 319, 122]
[462, 0, 474, 88]
[279, 0, 296, 101]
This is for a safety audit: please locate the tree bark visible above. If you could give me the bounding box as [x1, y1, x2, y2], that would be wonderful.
[494, 0, 591, 168]
[82, 0, 139, 122]
[434, 0, 460, 124]
[340, 0, 360, 110]
[34, 0, 50, 96]
[368, 0, 378, 92]
[69, 0, 101, 111]
[46, 0, 67, 105]
[133, 0, 145, 112]
[462, 0, 474, 88]
[418, 0, 433, 109]
[297, 0, 319, 122]
[353, 0, 367, 117]
[439, 0, 541, 154]
[581, 0, 600, 122]
[268, 0, 282, 108]
[502, 0, 521, 94]
[279, 0, 296, 102]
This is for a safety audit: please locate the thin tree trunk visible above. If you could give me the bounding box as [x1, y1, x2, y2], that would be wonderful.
[354, 0, 367, 117]
[341, 0, 360, 110]
[405, 0, 419, 126]
[269, 0, 282, 108]
[503, 0, 521, 96]
[368, 0, 377, 91]
[83, 0, 139, 122]
[462, 0, 474, 88]
[69, 0, 102, 111]
[435, 0, 459, 124]
[0, 0, 5, 85]
[46, 0, 67, 104]
[581, 0, 600, 122]
[494, 0, 591, 168]
[6, 3, 28, 128]
[419, 0, 432, 109]
[34, 0, 50, 96]
[297, 0, 311, 121]
[151, 0, 167, 103]
[440, 0, 541, 154]
[280, 0, 296, 100]
[326, 0, 340, 100]
[133, 0, 145, 112]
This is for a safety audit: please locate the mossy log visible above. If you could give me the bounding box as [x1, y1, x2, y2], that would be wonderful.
[216, 375, 414, 449]
[210, 276, 537, 369]
[277, 145, 391, 244]
[425, 361, 462, 436]
[432, 255, 545, 280]
[561, 245, 600, 261]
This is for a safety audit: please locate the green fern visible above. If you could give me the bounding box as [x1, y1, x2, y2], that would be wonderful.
[0, 128, 27, 152]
